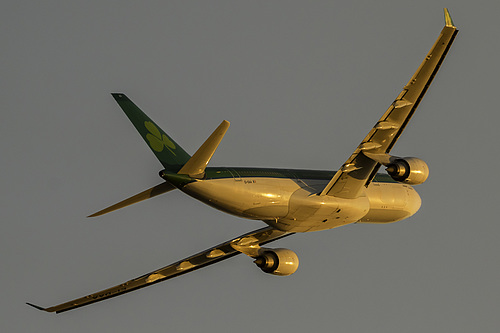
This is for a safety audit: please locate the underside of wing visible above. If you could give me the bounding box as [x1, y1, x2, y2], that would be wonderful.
[321, 9, 458, 199]
[27, 227, 292, 314]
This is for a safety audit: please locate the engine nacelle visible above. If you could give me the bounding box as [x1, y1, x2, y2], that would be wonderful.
[386, 157, 429, 185]
[253, 248, 299, 276]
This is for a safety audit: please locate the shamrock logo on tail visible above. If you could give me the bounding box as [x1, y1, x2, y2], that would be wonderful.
[144, 121, 176, 155]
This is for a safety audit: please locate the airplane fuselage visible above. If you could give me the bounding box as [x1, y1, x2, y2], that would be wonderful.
[175, 167, 421, 233]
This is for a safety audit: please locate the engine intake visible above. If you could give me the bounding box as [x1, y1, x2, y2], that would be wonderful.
[253, 248, 299, 276]
[386, 157, 429, 185]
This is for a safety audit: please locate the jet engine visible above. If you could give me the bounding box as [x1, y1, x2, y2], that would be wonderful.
[253, 248, 299, 276]
[385, 157, 429, 185]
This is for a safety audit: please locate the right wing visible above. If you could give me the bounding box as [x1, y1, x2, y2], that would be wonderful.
[27, 226, 292, 314]
[321, 9, 458, 199]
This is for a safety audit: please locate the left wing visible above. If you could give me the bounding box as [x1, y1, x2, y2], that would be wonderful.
[321, 9, 458, 198]
[27, 226, 292, 314]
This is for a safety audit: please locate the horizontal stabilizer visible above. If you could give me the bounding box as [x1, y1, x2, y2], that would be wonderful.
[177, 120, 230, 178]
[88, 182, 175, 217]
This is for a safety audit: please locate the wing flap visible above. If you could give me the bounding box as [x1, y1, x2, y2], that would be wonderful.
[27, 226, 291, 313]
[321, 10, 458, 198]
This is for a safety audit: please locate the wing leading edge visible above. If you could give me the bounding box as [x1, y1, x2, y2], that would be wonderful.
[27, 227, 292, 314]
[321, 9, 458, 198]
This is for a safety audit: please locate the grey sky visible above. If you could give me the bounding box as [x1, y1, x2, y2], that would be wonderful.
[2, 1, 499, 332]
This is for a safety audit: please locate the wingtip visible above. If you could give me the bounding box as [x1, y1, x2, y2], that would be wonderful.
[444, 8, 455, 27]
[26, 302, 48, 312]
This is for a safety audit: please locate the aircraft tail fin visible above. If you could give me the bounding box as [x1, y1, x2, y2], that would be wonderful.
[112, 93, 191, 173]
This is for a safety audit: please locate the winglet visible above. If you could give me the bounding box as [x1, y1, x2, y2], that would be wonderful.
[177, 120, 230, 178]
[444, 8, 455, 27]
[26, 302, 50, 312]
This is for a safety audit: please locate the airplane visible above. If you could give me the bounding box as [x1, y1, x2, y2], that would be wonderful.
[27, 9, 458, 313]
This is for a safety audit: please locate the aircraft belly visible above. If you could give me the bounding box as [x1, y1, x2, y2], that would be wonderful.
[275, 187, 370, 232]
[182, 178, 301, 220]
[182, 178, 420, 229]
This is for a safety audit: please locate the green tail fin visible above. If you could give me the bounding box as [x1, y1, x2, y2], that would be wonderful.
[112, 93, 191, 172]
